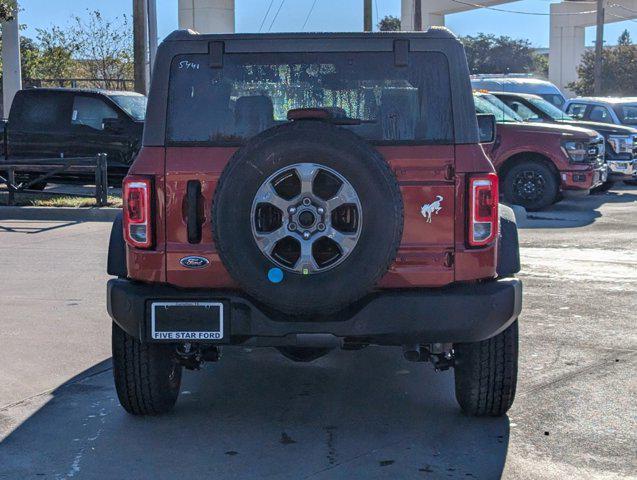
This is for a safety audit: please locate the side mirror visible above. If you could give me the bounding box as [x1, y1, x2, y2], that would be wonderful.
[102, 117, 126, 133]
[477, 114, 496, 143]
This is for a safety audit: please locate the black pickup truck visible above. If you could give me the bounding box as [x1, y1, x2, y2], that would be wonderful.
[1, 88, 146, 187]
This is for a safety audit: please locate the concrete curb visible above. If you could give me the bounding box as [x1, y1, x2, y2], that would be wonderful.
[0, 206, 120, 222]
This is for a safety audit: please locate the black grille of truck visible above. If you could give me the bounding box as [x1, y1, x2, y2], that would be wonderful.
[586, 137, 605, 165]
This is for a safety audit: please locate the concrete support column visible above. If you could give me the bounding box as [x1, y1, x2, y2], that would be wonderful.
[401, 0, 415, 30]
[547, 0, 636, 96]
[178, 0, 235, 33]
[401, 0, 445, 31]
[1, 10, 22, 118]
[424, 13, 445, 27]
[549, 24, 586, 94]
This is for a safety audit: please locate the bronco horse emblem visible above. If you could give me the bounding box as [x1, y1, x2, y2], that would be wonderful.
[420, 195, 443, 223]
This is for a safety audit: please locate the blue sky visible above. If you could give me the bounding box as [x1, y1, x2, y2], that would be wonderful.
[21, 0, 635, 48]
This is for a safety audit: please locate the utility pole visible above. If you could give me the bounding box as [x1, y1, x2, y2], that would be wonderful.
[1, 6, 22, 118]
[133, 0, 148, 94]
[414, 0, 422, 31]
[593, 0, 605, 95]
[364, 0, 372, 31]
[147, 0, 158, 76]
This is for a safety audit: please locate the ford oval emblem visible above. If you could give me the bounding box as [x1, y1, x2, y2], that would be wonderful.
[179, 256, 210, 269]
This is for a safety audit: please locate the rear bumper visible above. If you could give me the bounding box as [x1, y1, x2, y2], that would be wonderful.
[107, 277, 522, 346]
[561, 164, 607, 190]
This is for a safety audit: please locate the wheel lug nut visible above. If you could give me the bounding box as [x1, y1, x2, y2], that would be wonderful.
[302, 197, 311, 206]
[288, 223, 297, 231]
[288, 206, 297, 214]
[302, 231, 311, 240]
[317, 223, 325, 231]
[317, 207, 325, 215]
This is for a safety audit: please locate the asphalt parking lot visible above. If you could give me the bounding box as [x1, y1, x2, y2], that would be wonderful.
[0, 185, 635, 479]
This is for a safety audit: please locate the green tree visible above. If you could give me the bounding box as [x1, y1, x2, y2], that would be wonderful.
[567, 30, 637, 96]
[0, 35, 52, 84]
[28, 26, 77, 80]
[68, 10, 133, 87]
[462, 33, 545, 76]
[0, 0, 16, 22]
[378, 15, 401, 32]
[13, 10, 133, 89]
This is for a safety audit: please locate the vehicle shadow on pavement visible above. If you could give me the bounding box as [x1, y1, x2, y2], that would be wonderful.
[0, 347, 510, 479]
[517, 186, 637, 229]
[0, 219, 81, 234]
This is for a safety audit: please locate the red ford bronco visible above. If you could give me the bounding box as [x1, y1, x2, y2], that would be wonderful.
[107, 29, 522, 417]
[474, 91, 607, 210]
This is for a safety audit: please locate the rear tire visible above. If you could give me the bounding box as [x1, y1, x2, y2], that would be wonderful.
[503, 161, 558, 211]
[453, 320, 518, 417]
[112, 322, 182, 415]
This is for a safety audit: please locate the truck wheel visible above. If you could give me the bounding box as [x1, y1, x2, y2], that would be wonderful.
[112, 322, 182, 415]
[503, 161, 558, 211]
[453, 320, 518, 417]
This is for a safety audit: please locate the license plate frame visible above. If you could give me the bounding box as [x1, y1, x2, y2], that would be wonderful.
[150, 301, 224, 341]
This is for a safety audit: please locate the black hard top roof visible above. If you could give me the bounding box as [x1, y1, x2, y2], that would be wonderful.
[163, 27, 459, 43]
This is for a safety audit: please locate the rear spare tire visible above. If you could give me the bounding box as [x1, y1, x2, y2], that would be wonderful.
[212, 121, 403, 316]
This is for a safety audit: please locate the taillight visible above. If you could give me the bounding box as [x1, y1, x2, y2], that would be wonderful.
[123, 176, 153, 249]
[468, 173, 498, 247]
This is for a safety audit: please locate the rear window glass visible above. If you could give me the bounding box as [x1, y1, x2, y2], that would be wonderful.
[167, 51, 453, 144]
[10, 92, 71, 132]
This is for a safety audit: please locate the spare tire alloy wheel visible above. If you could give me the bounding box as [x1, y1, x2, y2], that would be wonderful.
[251, 163, 362, 275]
[213, 121, 403, 316]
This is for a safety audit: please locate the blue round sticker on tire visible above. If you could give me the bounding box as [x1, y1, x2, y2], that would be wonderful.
[268, 267, 284, 283]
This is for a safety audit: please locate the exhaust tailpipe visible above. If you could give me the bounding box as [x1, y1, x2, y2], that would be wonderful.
[403, 344, 421, 362]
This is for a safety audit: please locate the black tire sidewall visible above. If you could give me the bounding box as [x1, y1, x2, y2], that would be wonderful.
[503, 161, 558, 211]
[112, 322, 182, 415]
[212, 122, 403, 315]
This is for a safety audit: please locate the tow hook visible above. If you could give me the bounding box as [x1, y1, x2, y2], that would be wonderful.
[429, 351, 455, 371]
[176, 342, 221, 370]
[428, 343, 454, 371]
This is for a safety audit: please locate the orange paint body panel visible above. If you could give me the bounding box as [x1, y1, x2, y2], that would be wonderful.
[127, 142, 497, 289]
[126, 147, 167, 283]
